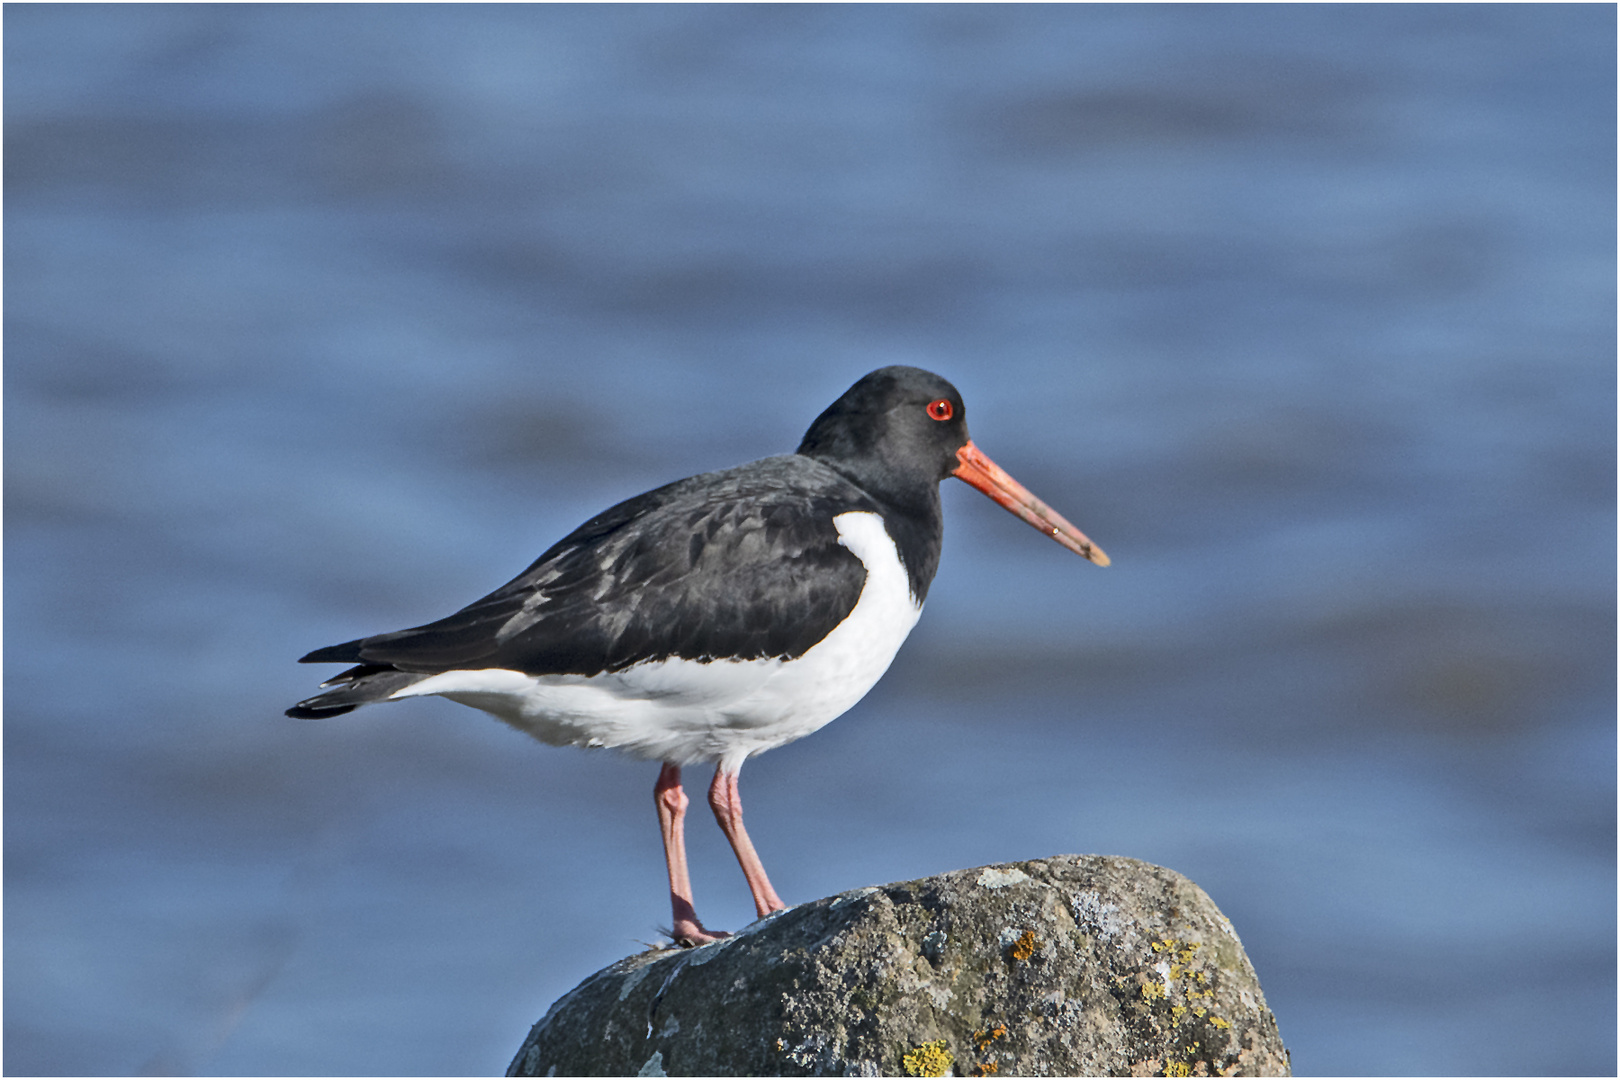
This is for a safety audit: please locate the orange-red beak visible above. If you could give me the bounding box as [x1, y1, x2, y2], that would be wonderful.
[952, 441, 1110, 567]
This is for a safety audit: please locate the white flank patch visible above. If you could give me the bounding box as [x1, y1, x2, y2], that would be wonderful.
[392, 511, 923, 770]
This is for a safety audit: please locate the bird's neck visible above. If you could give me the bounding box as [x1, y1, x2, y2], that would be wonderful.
[879, 497, 944, 604]
[805, 452, 944, 603]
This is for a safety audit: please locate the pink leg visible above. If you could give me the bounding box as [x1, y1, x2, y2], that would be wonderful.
[655, 763, 727, 945]
[708, 767, 787, 920]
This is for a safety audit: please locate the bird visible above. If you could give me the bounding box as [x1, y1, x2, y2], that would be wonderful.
[288, 366, 1107, 945]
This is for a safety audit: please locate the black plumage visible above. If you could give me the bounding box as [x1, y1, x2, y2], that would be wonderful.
[287, 364, 1107, 945]
[288, 367, 964, 719]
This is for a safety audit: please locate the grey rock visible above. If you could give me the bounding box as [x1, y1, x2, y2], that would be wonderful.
[509, 855, 1290, 1077]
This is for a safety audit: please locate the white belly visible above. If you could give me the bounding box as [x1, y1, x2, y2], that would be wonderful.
[391, 511, 923, 771]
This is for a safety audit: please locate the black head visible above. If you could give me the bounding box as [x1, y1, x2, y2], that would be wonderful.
[796, 367, 970, 509]
[797, 366, 1112, 566]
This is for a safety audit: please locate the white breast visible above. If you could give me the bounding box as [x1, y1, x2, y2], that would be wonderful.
[391, 511, 923, 771]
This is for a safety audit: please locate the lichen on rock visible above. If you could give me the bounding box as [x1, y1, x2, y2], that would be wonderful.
[508, 854, 1290, 1077]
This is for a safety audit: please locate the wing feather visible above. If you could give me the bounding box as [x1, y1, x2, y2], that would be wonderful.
[333, 456, 874, 677]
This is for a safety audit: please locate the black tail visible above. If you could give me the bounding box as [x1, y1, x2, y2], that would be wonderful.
[286, 658, 426, 719]
[285, 699, 360, 719]
[297, 639, 367, 665]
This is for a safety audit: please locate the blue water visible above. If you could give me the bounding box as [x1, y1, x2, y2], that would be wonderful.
[5, 5, 1613, 1076]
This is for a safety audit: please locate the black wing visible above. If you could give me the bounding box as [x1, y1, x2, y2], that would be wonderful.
[300, 456, 876, 678]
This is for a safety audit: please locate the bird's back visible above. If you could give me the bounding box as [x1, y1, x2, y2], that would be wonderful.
[293, 455, 905, 708]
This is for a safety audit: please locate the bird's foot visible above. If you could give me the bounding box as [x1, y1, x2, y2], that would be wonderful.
[669, 920, 731, 948]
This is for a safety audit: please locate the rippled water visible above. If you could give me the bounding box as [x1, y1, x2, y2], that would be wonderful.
[6, 5, 1613, 1076]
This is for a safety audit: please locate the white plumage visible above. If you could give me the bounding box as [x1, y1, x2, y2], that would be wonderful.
[289, 366, 1109, 945]
[391, 511, 922, 773]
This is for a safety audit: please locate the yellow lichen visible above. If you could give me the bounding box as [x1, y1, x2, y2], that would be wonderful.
[902, 1040, 953, 1077]
[1142, 980, 1166, 1001]
[1152, 938, 1179, 953]
[1010, 931, 1039, 961]
[1165, 1062, 1192, 1077]
[1171, 1006, 1187, 1021]
[1210, 1016, 1231, 1030]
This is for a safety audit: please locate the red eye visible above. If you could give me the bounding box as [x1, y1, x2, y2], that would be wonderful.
[926, 399, 954, 421]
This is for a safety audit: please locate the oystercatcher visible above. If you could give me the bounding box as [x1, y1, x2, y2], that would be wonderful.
[288, 366, 1107, 944]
